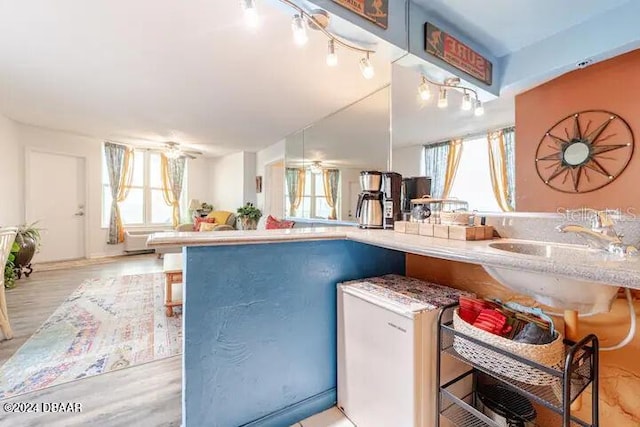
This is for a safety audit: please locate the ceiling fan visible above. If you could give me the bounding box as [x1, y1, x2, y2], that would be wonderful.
[163, 141, 203, 160]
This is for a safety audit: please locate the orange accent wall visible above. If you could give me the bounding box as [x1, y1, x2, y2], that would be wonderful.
[515, 49, 640, 212]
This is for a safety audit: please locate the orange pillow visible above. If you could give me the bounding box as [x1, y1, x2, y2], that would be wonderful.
[265, 215, 295, 229]
[194, 217, 215, 231]
[198, 222, 219, 232]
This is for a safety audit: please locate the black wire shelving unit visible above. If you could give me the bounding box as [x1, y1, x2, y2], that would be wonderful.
[436, 303, 599, 427]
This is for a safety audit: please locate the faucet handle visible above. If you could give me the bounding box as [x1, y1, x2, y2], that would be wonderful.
[593, 209, 621, 229]
[564, 208, 620, 230]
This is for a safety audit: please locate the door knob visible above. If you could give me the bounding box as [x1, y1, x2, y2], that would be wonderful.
[75, 211, 85, 216]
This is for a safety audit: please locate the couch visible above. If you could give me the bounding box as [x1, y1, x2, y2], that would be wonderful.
[156, 211, 237, 256]
[177, 211, 237, 232]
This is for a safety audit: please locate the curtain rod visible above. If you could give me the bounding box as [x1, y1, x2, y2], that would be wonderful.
[421, 124, 515, 147]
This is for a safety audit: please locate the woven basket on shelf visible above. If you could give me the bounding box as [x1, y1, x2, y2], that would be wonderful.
[452, 309, 564, 386]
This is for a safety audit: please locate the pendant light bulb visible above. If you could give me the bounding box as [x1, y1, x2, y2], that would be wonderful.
[359, 53, 374, 79]
[474, 99, 485, 116]
[461, 91, 472, 111]
[418, 77, 431, 101]
[241, 0, 259, 29]
[291, 14, 308, 46]
[326, 39, 338, 67]
[437, 87, 448, 108]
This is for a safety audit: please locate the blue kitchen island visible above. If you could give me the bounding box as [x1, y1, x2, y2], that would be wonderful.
[150, 229, 405, 427]
[147, 225, 640, 427]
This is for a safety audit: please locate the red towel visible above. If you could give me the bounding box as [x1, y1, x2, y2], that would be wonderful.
[473, 309, 511, 336]
[459, 296, 489, 323]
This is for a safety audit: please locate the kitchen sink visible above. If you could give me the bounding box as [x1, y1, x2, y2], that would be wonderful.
[488, 241, 594, 258]
[483, 241, 620, 314]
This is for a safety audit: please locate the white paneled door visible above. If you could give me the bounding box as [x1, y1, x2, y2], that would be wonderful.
[26, 150, 86, 263]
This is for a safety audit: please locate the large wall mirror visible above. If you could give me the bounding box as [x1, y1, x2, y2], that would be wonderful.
[391, 60, 516, 212]
[285, 85, 390, 222]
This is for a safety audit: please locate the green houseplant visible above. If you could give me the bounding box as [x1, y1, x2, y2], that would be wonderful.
[4, 241, 20, 288]
[236, 203, 262, 230]
[14, 222, 42, 278]
[3, 222, 43, 285]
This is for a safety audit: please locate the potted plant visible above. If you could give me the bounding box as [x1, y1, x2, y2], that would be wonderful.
[236, 203, 262, 230]
[13, 222, 42, 279]
[197, 202, 214, 217]
[4, 241, 19, 289]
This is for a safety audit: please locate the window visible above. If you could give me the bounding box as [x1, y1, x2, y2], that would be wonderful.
[102, 150, 186, 227]
[448, 136, 502, 212]
[285, 170, 333, 219]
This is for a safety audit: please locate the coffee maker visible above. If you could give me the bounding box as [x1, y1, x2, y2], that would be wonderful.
[381, 172, 402, 229]
[356, 171, 383, 229]
[356, 171, 403, 229]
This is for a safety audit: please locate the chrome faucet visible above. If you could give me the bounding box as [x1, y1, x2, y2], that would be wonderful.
[556, 209, 638, 256]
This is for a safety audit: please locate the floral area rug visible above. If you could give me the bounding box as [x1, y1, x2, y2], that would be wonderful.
[0, 273, 182, 399]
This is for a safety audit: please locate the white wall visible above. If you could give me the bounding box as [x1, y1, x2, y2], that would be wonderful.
[0, 114, 21, 226]
[255, 140, 285, 215]
[392, 145, 424, 178]
[209, 151, 244, 212]
[340, 168, 361, 222]
[185, 157, 210, 205]
[243, 152, 257, 207]
[2, 118, 210, 258]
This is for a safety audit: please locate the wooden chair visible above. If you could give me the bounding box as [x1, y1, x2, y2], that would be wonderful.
[162, 253, 183, 317]
[0, 227, 18, 340]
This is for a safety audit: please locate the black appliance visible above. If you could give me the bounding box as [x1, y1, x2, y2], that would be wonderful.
[381, 172, 402, 229]
[401, 177, 432, 213]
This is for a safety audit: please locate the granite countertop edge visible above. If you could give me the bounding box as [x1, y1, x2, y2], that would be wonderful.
[146, 228, 640, 289]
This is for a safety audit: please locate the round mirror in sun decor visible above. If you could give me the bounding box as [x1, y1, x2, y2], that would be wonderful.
[535, 110, 634, 193]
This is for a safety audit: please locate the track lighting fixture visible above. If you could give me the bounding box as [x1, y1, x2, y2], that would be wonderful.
[418, 74, 486, 118]
[359, 53, 374, 79]
[437, 87, 448, 108]
[326, 39, 338, 67]
[240, 1, 375, 78]
[418, 77, 431, 101]
[461, 91, 472, 111]
[241, 0, 259, 28]
[291, 14, 308, 46]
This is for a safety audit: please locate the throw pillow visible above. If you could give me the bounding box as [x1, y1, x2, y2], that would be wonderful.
[199, 222, 219, 232]
[265, 215, 295, 230]
[194, 217, 215, 231]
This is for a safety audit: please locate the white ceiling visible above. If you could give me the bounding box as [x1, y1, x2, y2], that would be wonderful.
[0, 0, 394, 156]
[392, 64, 514, 147]
[413, 0, 632, 57]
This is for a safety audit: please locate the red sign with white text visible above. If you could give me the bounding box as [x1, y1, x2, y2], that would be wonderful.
[425, 23, 492, 85]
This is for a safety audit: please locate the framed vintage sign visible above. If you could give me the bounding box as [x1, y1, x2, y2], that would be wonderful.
[424, 22, 492, 85]
[332, 0, 388, 29]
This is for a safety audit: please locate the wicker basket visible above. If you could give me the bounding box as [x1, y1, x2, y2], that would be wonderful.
[452, 309, 564, 386]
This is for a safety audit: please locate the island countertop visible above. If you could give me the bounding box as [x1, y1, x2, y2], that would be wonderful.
[147, 227, 640, 289]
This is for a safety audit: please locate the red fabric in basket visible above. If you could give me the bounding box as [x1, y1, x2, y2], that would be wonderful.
[473, 309, 511, 336]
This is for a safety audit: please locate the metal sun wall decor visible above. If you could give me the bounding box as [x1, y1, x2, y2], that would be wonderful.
[535, 110, 634, 193]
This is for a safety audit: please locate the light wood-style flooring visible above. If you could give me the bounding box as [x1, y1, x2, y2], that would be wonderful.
[1, 254, 161, 365]
[0, 254, 182, 426]
[0, 356, 181, 427]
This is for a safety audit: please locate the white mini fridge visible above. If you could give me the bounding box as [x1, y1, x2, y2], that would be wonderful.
[337, 275, 471, 427]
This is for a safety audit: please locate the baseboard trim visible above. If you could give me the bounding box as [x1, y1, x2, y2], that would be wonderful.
[242, 388, 336, 427]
